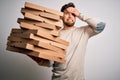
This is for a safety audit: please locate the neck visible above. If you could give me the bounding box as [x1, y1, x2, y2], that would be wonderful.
[63, 25, 74, 30]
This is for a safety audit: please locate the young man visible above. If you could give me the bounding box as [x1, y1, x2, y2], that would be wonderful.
[52, 2, 106, 80]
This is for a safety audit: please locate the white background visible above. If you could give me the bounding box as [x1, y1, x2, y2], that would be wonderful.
[0, 0, 120, 80]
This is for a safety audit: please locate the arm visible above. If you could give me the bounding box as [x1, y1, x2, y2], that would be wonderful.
[69, 7, 106, 37]
[78, 13, 106, 37]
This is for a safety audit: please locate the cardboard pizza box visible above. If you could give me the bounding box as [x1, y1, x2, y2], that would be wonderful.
[19, 22, 60, 37]
[11, 28, 69, 46]
[24, 13, 63, 27]
[7, 41, 64, 58]
[17, 18, 57, 30]
[7, 35, 66, 54]
[6, 2, 69, 64]
[21, 8, 61, 21]
[25, 2, 63, 16]
[10, 31, 68, 50]
[7, 42, 66, 63]
[6, 45, 51, 67]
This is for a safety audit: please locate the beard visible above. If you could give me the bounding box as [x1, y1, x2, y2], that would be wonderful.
[63, 19, 75, 27]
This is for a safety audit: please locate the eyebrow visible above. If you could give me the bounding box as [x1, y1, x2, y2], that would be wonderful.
[64, 10, 71, 13]
[64, 11, 76, 17]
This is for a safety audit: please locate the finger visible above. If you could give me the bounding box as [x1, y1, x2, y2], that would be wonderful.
[66, 7, 75, 13]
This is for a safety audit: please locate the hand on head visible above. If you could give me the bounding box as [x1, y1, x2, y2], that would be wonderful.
[66, 7, 80, 17]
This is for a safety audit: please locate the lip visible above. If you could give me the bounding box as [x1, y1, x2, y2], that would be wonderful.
[67, 19, 73, 22]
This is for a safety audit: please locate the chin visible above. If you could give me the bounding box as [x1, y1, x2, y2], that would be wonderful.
[65, 22, 75, 27]
[63, 19, 75, 27]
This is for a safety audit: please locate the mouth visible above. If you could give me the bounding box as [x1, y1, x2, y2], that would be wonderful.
[67, 19, 73, 22]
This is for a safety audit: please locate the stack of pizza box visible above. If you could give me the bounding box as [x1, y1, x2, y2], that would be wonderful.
[6, 2, 69, 67]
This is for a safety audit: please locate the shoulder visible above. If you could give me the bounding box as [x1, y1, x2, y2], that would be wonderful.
[74, 26, 86, 31]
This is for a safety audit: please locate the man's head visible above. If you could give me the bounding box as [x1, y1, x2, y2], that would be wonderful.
[61, 2, 76, 27]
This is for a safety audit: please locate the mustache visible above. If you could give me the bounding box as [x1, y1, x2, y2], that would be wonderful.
[63, 21, 75, 27]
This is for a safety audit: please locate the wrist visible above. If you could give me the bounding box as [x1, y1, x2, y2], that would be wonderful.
[78, 13, 83, 20]
[78, 13, 91, 21]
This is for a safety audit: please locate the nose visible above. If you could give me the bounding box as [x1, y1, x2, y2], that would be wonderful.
[68, 13, 73, 18]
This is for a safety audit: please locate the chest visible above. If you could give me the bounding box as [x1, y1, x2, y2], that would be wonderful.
[60, 29, 85, 45]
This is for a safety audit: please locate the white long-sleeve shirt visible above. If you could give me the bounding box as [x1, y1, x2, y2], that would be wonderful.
[52, 13, 106, 80]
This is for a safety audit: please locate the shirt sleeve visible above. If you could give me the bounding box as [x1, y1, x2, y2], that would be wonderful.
[78, 13, 106, 37]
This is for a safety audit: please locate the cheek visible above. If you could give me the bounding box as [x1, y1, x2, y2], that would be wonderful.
[72, 17, 76, 21]
[64, 15, 69, 19]
[63, 14, 76, 22]
[63, 16, 68, 21]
